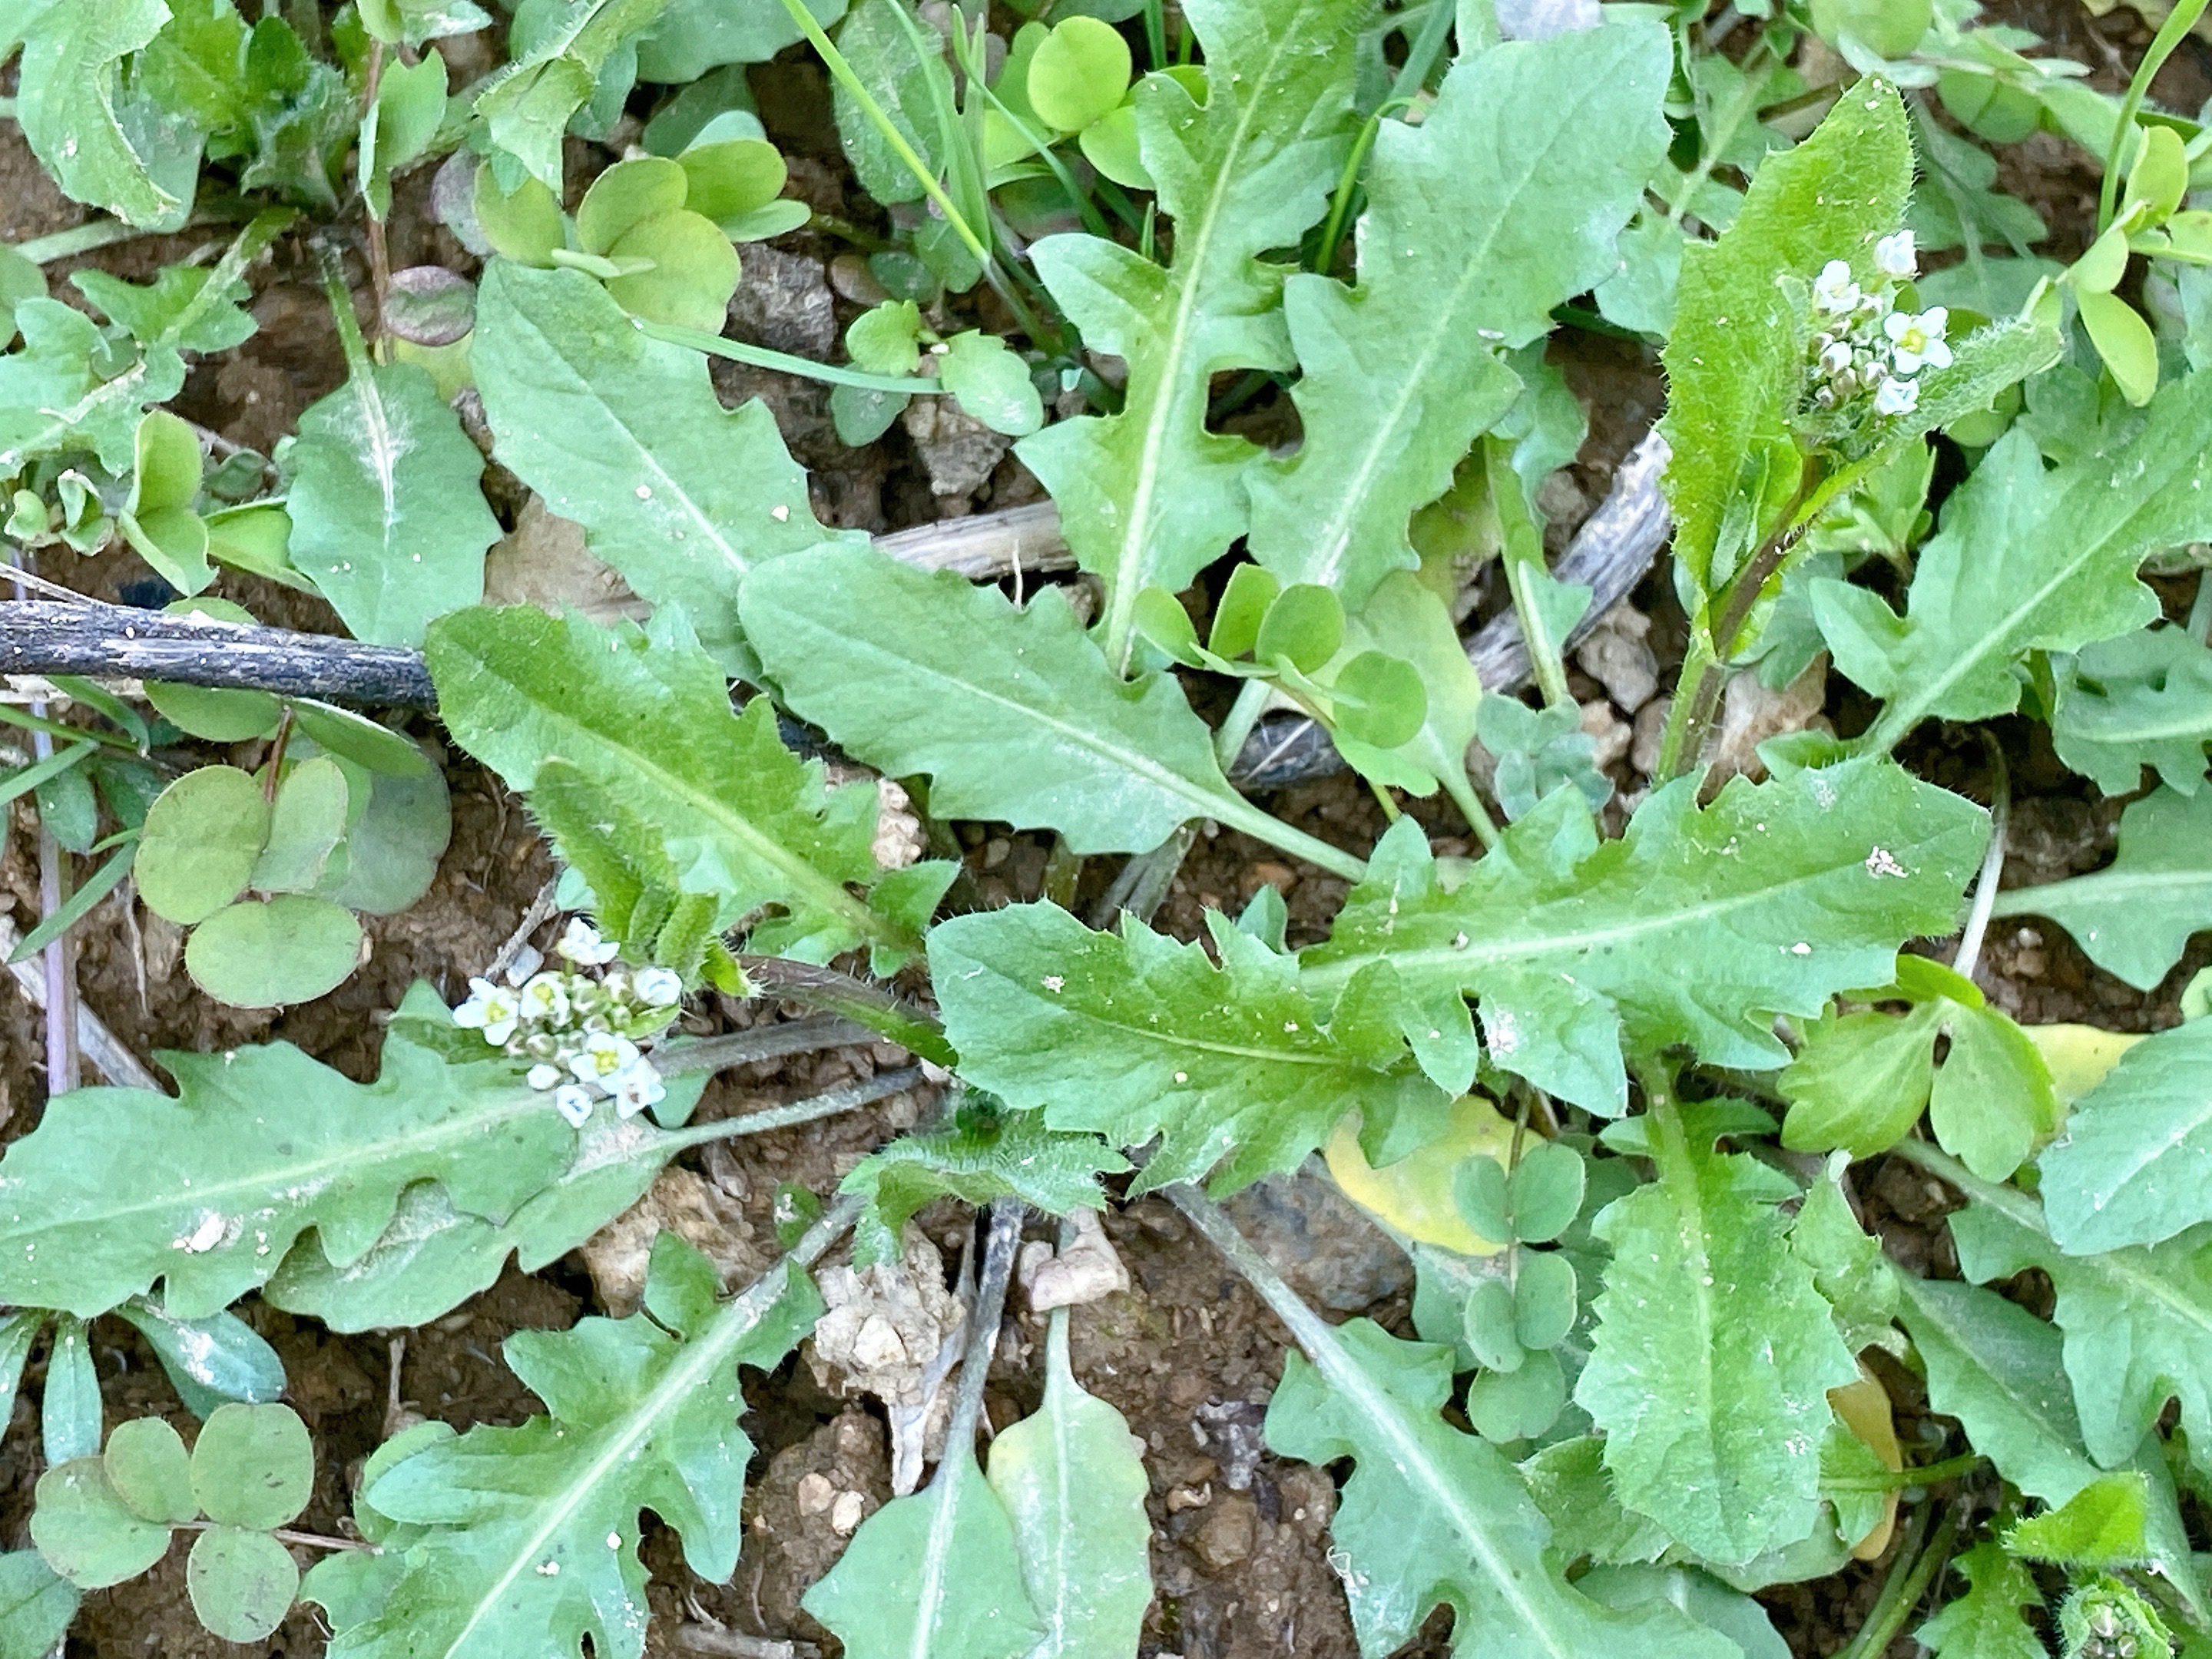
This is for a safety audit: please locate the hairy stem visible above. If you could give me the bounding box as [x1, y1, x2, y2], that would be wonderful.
[1832, 1503, 1956, 1659]
[662, 1065, 929, 1151]
[735, 955, 958, 1068]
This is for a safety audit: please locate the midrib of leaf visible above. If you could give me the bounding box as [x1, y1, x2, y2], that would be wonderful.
[1993, 869, 2212, 912]
[2071, 704, 2212, 743]
[770, 617, 1363, 879]
[911, 1459, 968, 1659]
[1101, 25, 1311, 674]
[1648, 1101, 1722, 1482]
[1042, 1364, 1078, 1647]
[0, 1086, 541, 1252]
[495, 297, 755, 588]
[432, 1261, 796, 1658]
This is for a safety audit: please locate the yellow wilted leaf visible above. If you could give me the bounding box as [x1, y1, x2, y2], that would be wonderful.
[1325, 1094, 1517, 1256]
[2023, 1023, 2143, 1104]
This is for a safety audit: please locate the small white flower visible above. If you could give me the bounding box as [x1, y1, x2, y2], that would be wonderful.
[1883, 306, 1951, 375]
[1873, 230, 1916, 280]
[611, 1059, 666, 1118]
[570, 1031, 642, 1084]
[1874, 374, 1920, 416]
[556, 918, 619, 966]
[1818, 340, 1853, 378]
[518, 972, 571, 1025]
[1812, 260, 1860, 314]
[527, 1062, 563, 1091]
[634, 967, 684, 1007]
[554, 1084, 594, 1127]
[453, 977, 519, 1047]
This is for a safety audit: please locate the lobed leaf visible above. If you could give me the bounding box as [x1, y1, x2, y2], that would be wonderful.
[1246, 22, 1671, 606]
[0, 300, 186, 482]
[1914, 1541, 2045, 1659]
[1989, 784, 2212, 991]
[2050, 626, 2212, 795]
[474, 0, 673, 194]
[840, 1111, 1129, 1260]
[472, 263, 862, 676]
[2038, 1016, 2212, 1253]
[930, 901, 1448, 1191]
[12, 0, 188, 227]
[1015, 0, 1365, 669]
[1299, 760, 1988, 1114]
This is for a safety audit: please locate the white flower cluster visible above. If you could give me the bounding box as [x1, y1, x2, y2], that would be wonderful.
[452, 919, 685, 1128]
[1806, 232, 1950, 420]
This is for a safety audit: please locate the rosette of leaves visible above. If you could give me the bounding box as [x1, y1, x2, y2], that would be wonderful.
[31, 1404, 316, 1643]
[131, 623, 451, 1008]
[473, 129, 803, 333]
[833, 296, 1044, 444]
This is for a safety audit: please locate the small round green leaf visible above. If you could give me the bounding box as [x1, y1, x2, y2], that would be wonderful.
[312, 762, 449, 916]
[131, 410, 203, 517]
[846, 299, 924, 376]
[937, 330, 1045, 436]
[1463, 1277, 1525, 1373]
[679, 137, 786, 222]
[603, 210, 741, 333]
[1936, 69, 2041, 144]
[717, 200, 812, 242]
[1512, 1250, 1580, 1351]
[136, 767, 270, 926]
[189, 1404, 313, 1531]
[2078, 290, 2160, 407]
[2124, 122, 2189, 222]
[1027, 16, 1133, 134]
[289, 700, 435, 779]
[2072, 224, 2131, 296]
[1255, 584, 1343, 674]
[1078, 102, 1150, 190]
[104, 1418, 197, 1525]
[1465, 1349, 1565, 1442]
[1330, 651, 1427, 750]
[145, 681, 283, 743]
[1455, 1154, 1513, 1244]
[121, 505, 214, 597]
[576, 157, 690, 257]
[1505, 1141, 1586, 1244]
[185, 896, 363, 1009]
[31, 1462, 174, 1588]
[252, 757, 351, 895]
[187, 1526, 298, 1642]
[1210, 563, 1281, 658]
[1808, 0, 1929, 58]
[474, 164, 565, 267]
[1131, 586, 1200, 665]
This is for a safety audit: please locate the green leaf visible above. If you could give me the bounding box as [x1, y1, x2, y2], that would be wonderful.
[186, 894, 364, 1008]
[2079, 291, 2160, 408]
[282, 348, 499, 649]
[0, 988, 573, 1319]
[363, 51, 449, 219]
[310, 761, 451, 917]
[30, 1461, 172, 1589]
[1914, 1541, 2045, 1659]
[1475, 697, 1610, 822]
[740, 545, 1248, 856]
[601, 210, 741, 333]
[2051, 627, 2212, 795]
[329, 1237, 822, 1659]
[191, 1403, 312, 1529]
[803, 1442, 1042, 1659]
[930, 902, 1446, 1191]
[0, 1550, 80, 1658]
[1575, 1565, 1790, 1659]
[937, 330, 1043, 437]
[2005, 1472, 2149, 1567]
[0, 1310, 40, 1429]
[41, 1316, 100, 1463]
[253, 757, 351, 894]
[134, 765, 269, 927]
[1787, 1171, 1897, 1353]
[13, 0, 187, 226]
[114, 1296, 287, 1418]
[1990, 785, 2212, 991]
[1245, 22, 1669, 607]
[0, 299, 186, 480]
[1300, 760, 1987, 1113]
[104, 1418, 197, 1525]
[827, 0, 953, 208]
[1016, 0, 1365, 670]
[1951, 1199, 2212, 1469]
[1025, 16, 1129, 133]
[1662, 81, 1911, 601]
[2039, 1016, 2212, 1253]
[1817, 375, 2212, 752]
[840, 1111, 1129, 1256]
[475, 0, 674, 194]
[1779, 1002, 1942, 1158]
[634, 0, 842, 81]
[983, 1312, 1151, 1659]
[74, 258, 260, 356]
[472, 263, 861, 676]
[1265, 1318, 1737, 1659]
[1575, 1104, 1857, 1565]
[187, 1526, 298, 1643]
[145, 680, 282, 743]
[427, 604, 938, 967]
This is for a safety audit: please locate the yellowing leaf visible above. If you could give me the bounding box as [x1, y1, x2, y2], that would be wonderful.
[1324, 1094, 1515, 1257]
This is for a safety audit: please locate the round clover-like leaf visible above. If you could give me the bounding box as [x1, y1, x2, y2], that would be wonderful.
[474, 164, 564, 267]
[1078, 101, 1150, 190]
[145, 680, 283, 743]
[1028, 16, 1132, 133]
[1505, 1141, 1586, 1244]
[603, 210, 741, 334]
[189, 1404, 313, 1530]
[1330, 650, 1426, 750]
[1936, 69, 2040, 144]
[1465, 1348, 1566, 1442]
[251, 757, 351, 895]
[1131, 586, 1201, 666]
[679, 137, 786, 223]
[1210, 563, 1280, 659]
[1808, 0, 1929, 57]
[104, 1418, 197, 1525]
[187, 1525, 298, 1642]
[1255, 584, 1343, 675]
[382, 267, 477, 348]
[1512, 1250, 1580, 1351]
[577, 157, 689, 257]
[289, 700, 434, 779]
[1462, 1277, 1525, 1374]
[846, 299, 923, 377]
[131, 410, 203, 517]
[136, 767, 270, 926]
[185, 896, 363, 1009]
[311, 761, 450, 916]
[1454, 1155, 1512, 1246]
[31, 1461, 174, 1588]
[938, 330, 1045, 437]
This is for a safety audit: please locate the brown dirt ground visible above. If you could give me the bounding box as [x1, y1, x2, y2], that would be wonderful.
[2, 6, 2207, 1656]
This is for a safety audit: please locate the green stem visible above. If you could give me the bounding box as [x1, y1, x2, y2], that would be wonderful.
[1833, 1505, 1957, 1659]
[12, 204, 251, 266]
[1486, 435, 1575, 710]
[734, 955, 959, 1068]
[1664, 33, 1778, 221]
[1215, 677, 1274, 773]
[2098, 0, 2212, 233]
[1442, 767, 1502, 851]
[1824, 1452, 1987, 1492]
[1649, 633, 1719, 783]
[1205, 791, 1368, 884]
[771, 0, 991, 270]
[635, 318, 955, 394]
[1311, 101, 1404, 277]
[1949, 737, 2009, 982]
[1890, 1137, 2048, 1232]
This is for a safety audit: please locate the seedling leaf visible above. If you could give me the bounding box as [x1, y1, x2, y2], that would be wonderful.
[191, 1403, 312, 1529]
[187, 1526, 298, 1644]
